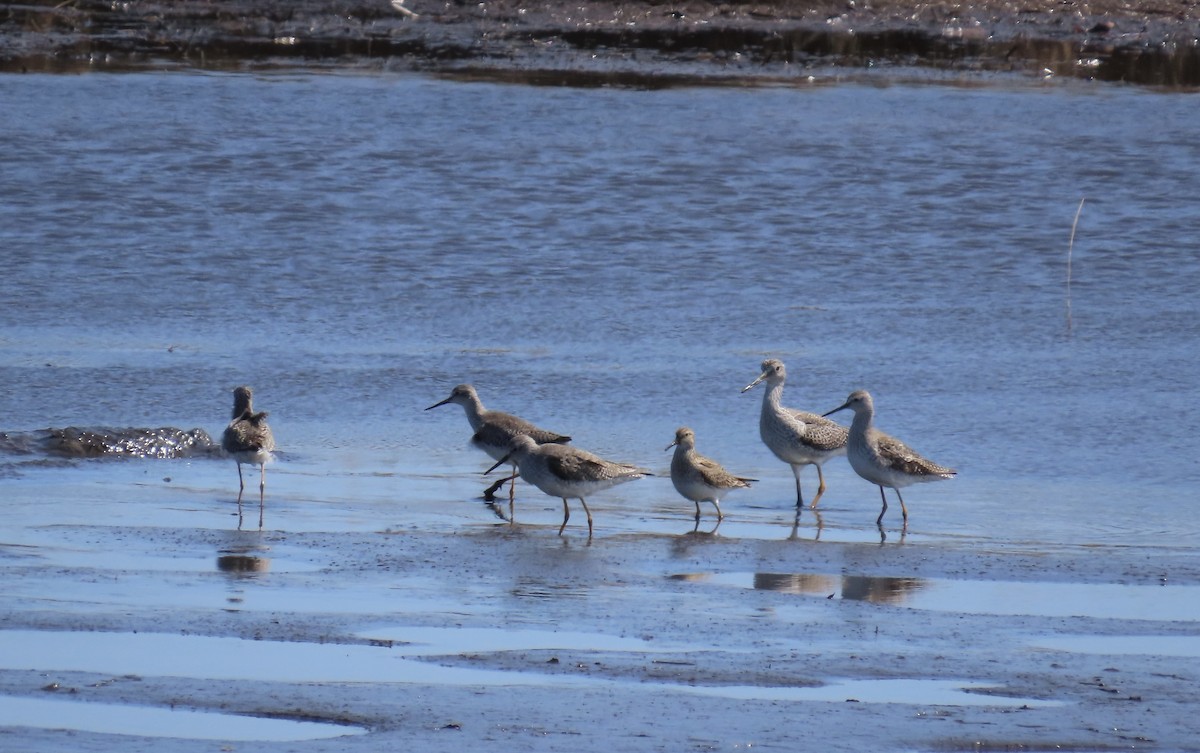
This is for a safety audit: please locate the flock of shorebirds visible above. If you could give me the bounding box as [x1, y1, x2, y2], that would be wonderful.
[222, 359, 956, 534]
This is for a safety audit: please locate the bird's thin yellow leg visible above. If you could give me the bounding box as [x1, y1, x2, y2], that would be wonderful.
[711, 500, 723, 521]
[876, 486, 889, 526]
[579, 498, 593, 538]
[693, 501, 702, 522]
[559, 498, 570, 535]
[258, 463, 266, 529]
[810, 465, 827, 509]
[896, 488, 909, 528]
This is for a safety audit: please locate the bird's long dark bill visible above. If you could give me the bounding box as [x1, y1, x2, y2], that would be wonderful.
[483, 452, 513, 475]
[822, 402, 851, 418]
[741, 374, 766, 393]
[424, 397, 452, 411]
[664, 441, 678, 451]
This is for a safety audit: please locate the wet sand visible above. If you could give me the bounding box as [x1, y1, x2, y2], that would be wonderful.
[2, 463, 1199, 750]
[3, 0, 1199, 85]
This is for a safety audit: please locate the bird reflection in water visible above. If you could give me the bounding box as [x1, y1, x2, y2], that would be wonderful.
[752, 572, 925, 605]
[787, 507, 824, 542]
[216, 540, 271, 579]
[216, 553, 271, 575]
[216, 543, 271, 609]
[668, 519, 722, 558]
[840, 575, 924, 604]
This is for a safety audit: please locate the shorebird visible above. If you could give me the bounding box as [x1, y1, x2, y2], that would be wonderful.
[485, 434, 649, 537]
[426, 384, 570, 517]
[742, 359, 848, 509]
[666, 427, 756, 522]
[823, 389, 956, 527]
[222, 386, 275, 529]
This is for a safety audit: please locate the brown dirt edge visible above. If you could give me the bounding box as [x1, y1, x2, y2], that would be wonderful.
[2, 0, 1199, 86]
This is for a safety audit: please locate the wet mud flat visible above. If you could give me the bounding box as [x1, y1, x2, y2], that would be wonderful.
[2, 469, 1200, 751]
[2, 0, 1199, 86]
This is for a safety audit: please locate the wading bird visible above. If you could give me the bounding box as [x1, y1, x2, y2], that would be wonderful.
[823, 389, 956, 528]
[486, 434, 649, 538]
[742, 359, 847, 509]
[666, 427, 755, 522]
[222, 385, 275, 529]
[426, 383, 571, 519]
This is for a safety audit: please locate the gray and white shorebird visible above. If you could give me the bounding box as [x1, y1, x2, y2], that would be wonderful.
[666, 427, 756, 522]
[484, 434, 650, 537]
[742, 359, 848, 509]
[222, 385, 276, 529]
[426, 384, 571, 517]
[823, 389, 956, 527]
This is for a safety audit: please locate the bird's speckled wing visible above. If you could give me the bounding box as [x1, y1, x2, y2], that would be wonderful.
[874, 432, 955, 478]
[473, 422, 514, 451]
[547, 451, 607, 482]
[223, 411, 275, 454]
[788, 410, 849, 451]
[546, 450, 645, 483]
[524, 426, 571, 445]
[694, 454, 753, 490]
[477, 410, 570, 446]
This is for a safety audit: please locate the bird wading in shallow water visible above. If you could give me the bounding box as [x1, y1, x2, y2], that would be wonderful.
[485, 434, 649, 538]
[742, 359, 848, 510]
[426, 383, 570, 519]
[666, 427, 756, 522]
[823, 389, 956, 528]
[222, 386, 275, 529]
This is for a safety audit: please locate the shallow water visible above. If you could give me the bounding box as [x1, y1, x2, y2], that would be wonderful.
[0, 630, 1056, 709]
[1034, 635, 1200, 657]
[0, 695, 364, 741]
[1, 72, 1198, 550]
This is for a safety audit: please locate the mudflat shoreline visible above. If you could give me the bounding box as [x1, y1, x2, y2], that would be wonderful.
[3, 0, 1199, 85]
[3, 464, 1199, 751]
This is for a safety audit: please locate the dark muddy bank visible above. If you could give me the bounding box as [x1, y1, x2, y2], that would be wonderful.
[2, 0, 1198, 86]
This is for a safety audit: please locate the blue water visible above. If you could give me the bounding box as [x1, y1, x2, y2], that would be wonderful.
[1, 72, 1198, 548]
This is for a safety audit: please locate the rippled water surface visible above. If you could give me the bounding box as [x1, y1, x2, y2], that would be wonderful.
[1, 72, 1198, 549]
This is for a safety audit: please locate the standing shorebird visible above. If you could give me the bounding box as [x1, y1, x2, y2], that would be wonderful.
[222, 386, 275, 529]
[426, 384, 571, 518]
[742, 359, 848, 509]
[823, 389, 956, 527]
[666, 427, 756, 522]
[485, 434, 649, 537]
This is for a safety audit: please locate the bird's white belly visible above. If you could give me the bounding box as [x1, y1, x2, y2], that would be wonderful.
[231, 448, 272, 466]
[672, 474, 717, 502]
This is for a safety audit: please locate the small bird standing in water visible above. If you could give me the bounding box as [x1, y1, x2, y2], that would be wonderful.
[823, 389, 955, 528]
[485, 434, 649, 538]
[426, 383, 570, 519]
[742, 359, 848, 509]
[666, 427, 756, 522]
[222, 385, 275, 529]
